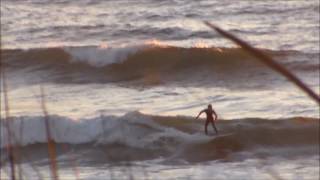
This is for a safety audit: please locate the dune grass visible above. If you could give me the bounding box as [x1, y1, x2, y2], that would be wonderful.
[204, 21, 320, 105]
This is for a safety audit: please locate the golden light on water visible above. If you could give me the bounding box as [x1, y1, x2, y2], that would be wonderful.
[99, 42, 109, 49]
[144, 39, 169, 47]
[193, 41, 210, 48]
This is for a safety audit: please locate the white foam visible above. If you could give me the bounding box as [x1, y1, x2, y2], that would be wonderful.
[0, 115, 109, 148]
[96, 112, 209, 149]
[64, 45, 145, 67]
[0, 112, 206, 149]
[2, 112, 317, 149]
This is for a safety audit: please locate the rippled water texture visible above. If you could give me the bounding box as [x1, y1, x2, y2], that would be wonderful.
[2, 0, 319, 52]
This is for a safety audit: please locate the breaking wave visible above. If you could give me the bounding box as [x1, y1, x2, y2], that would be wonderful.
[1, 112, 318, 151]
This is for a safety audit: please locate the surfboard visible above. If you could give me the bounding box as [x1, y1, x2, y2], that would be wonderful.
[208, 133, 234, 138]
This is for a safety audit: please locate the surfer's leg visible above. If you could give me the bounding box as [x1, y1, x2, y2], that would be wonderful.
[211, 121, 218, 135]
[205, 120, 209, 135]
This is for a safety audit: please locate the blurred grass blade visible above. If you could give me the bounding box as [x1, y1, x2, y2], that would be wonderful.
[1, 61, 16, 180]
[204, 21, 320, 105]
[40, 86, 59, 180]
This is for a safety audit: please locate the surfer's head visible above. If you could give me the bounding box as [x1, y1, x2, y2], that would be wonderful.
[208, 104, 212, 109]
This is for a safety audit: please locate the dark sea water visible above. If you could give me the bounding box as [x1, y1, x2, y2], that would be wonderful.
[1, 0, 319, 179]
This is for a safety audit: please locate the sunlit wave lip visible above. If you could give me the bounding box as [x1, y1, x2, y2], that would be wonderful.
[144, 39, 170, 48]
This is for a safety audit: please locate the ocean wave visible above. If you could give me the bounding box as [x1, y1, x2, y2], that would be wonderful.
[2, 45, 318, 85]
[1, 112, 318, 150]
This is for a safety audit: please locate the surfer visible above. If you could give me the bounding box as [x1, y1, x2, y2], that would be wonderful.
[195, 104, 218, 135]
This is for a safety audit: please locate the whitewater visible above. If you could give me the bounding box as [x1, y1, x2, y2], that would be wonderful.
[1, 0, 319, 179]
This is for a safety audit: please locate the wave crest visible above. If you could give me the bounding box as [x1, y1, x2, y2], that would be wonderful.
[3, 45, 318, 85]
[1, 112, 318, 150]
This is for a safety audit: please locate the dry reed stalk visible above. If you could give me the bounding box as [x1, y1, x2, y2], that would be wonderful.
[1, 52, 44, 180]
[204, 21, 320, 105]
[40, 86, 59, 180]
[31, 87, 78, 179]
[0, 115, 44, 180]
[17, 120, 24, 180]
[203, 21, 320, 180]
[61, 144, 80, 180]
[1, 63, 16, 180]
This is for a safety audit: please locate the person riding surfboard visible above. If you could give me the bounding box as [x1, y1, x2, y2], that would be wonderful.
[195, 104, 218, 135]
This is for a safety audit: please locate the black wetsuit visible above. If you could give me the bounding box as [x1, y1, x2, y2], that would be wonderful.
[203, 108, 218, 135]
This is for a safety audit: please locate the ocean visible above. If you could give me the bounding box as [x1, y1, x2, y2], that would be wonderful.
[1, 0, 319, 179]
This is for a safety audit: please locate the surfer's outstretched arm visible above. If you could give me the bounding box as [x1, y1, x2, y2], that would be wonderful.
[195, 110, 205, 119]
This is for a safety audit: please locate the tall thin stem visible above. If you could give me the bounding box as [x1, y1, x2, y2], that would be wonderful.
[40, 86, 59, 180]
[204, 21, 320, 105]
[1, 62, 16, 180]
